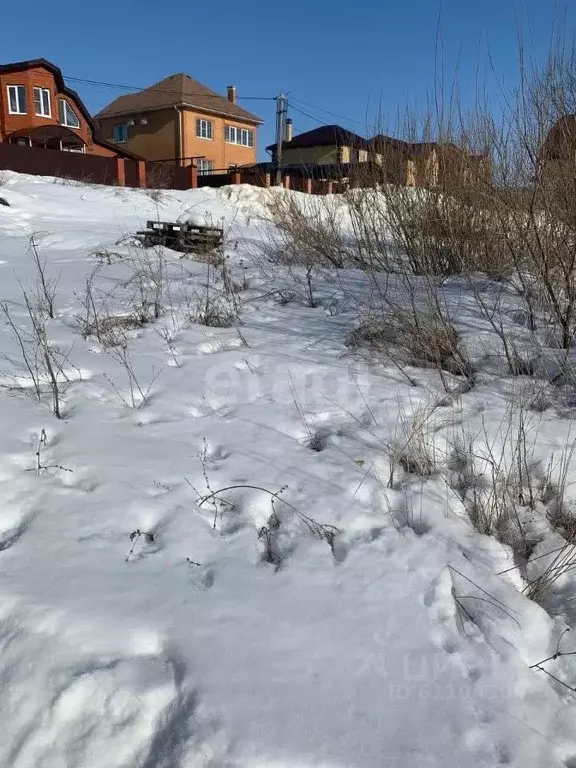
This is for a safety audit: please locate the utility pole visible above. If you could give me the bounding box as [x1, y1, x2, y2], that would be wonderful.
[274, 93, 287, 186]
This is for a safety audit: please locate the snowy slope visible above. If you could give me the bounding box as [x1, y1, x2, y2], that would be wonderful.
[1, 172, 576, 767]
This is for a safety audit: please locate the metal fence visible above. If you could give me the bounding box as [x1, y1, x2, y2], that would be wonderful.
[0, 142, 118, 185]
[0, 143, 349, 195]
[145, 162, 191, 190]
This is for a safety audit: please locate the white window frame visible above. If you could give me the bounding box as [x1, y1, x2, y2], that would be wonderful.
[7, 85, 26, 115]
[33, 87, 51, 117]
[197, 158, 214, 175]
[224, 125, 254, 147]
[113, 123, 129, 143]
[196, 118, 213, 140]
[58, 98, 80, 129]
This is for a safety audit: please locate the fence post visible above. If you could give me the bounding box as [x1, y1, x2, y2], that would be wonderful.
[263, 172, 271, 187]
[187, 163, 198, 189]
[116, 157, 126, 187]
[136, 160, 146, 188]
[231, 170, 242, 185]
[326, 180, 333, 195]
[282, 174, 290, 189]
[304, 178, 312, 194]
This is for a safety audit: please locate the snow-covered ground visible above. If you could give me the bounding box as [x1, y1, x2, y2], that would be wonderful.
[1, 172, 576, 767]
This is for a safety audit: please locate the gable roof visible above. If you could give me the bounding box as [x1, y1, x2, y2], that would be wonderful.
[95, 73, 262, 124]
[0, 58, 142, 159]
[266, 124, 370, 152]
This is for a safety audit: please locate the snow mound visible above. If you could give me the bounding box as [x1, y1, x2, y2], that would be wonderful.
[1, 171, 576, 766]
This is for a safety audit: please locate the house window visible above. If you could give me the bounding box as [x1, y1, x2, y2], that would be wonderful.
[33, 88, 51, 117]
[113, 124, 129, 143]
[7, 85, 26, 114]
[196, 119, 213, 139]
[58, 99, 80, 128]
[224, 125, 254, 147]
[197, 159, 214, 175]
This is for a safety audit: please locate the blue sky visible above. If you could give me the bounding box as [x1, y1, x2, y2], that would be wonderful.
[3, 0, 575, 158]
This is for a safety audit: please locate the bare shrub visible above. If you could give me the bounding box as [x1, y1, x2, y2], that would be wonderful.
[194, 296, 236, 328]
[51, 173, 97, 187]
[79, 242, 176, 340]
[263, 190, 352, 269]
[145, 163, 173, 191]
[525, 543, 576, 603]
[123, 245, 166, 323]
[104, 340, 161, 409]
[347, 279, 474, 392]
[156, 325, 180, 367]
[26, 234, 59, 319]
[192, 259, 240, 328]
[90, 249, 122, 266]
[197, 483, 339, 557]
[1, 290, 68, 418]
[350, 184, 510, 277]
[83, 313, 146, 347]
[0, 239, 73, 418]
[447, 399, 574, 565]
[385, 400, 445, 488]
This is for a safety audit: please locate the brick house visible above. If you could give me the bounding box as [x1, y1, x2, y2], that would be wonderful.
[94, 74, 263, 173]
[266, 123, 374, 166]
[0, 59, 132, 158]
[266, 124, 488, 188]
[370, 135, 490, 187]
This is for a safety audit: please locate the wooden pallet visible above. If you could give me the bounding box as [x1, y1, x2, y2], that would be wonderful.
[136, 220, 223, 254]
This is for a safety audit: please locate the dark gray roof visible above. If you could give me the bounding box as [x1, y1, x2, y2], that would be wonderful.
[266, 124, 369, 152]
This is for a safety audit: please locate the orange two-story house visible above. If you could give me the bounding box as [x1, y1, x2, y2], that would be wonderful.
[94, 73, 262, 173]
[0, 58, 132, 157]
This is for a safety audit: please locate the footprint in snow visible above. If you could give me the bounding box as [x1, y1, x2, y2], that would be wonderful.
[9, 652, 198, 768]
[0, 474, 38, 552]
[0, 513, 33, 552]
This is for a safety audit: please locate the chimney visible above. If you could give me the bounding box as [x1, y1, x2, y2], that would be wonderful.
[227, 85, 237, 104]
[285, 118, 293, 142]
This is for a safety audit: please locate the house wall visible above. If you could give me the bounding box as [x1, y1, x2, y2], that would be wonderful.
[0, 65, 107, 155]
[182, 109, 258, 168]
[96, 108, 259, 169]
[406, 159, 417, 186]
[279, 144, 376, 168]
[96, 108, 177, 163]
[375, 144, 409, 183]
[281, 145, 340, 166]
[540, 157, 576, 191]
[424, 148, 439, 187]
[433, 146, 492, 188]
[406, 148, 440, 187]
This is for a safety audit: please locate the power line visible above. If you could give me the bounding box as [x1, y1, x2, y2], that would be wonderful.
[288, 102, 327, 126]
[289, 102, 380, 138]
[64, 74, 276, 103]
[289, 96, 362, 128]
[289, 95, 386, 137]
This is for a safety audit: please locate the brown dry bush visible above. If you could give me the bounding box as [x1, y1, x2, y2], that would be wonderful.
[347, 307, 465, 375]
[262, 191, 354, 269]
